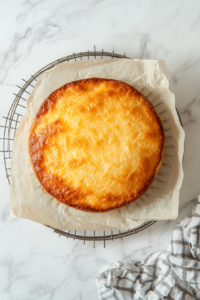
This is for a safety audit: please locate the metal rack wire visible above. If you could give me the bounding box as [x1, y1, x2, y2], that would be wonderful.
[1, 46, 157, 247]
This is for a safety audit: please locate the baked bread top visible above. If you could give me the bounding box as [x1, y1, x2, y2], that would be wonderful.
[29, 78, 164, 212]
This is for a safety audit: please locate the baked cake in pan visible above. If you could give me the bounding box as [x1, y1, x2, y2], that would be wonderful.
[29, 78, 164, 212]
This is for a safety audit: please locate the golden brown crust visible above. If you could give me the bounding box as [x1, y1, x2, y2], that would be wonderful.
[29, 78, 164, 213]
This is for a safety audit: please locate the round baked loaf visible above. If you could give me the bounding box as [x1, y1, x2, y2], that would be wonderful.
[29, 78, 164, 212]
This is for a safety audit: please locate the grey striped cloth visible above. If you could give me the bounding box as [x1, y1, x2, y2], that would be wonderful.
[96, 196, 200, 300]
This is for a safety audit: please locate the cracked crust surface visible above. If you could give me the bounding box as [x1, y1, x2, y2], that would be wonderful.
[29, 78, 164, 212]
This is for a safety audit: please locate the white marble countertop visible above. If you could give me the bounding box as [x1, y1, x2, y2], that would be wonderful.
[0, 1, 200, 299]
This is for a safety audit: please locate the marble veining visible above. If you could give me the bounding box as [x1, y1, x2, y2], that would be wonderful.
[1, 0, 200, 299]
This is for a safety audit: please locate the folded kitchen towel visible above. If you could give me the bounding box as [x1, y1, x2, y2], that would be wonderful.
[96, 195, 200, 300]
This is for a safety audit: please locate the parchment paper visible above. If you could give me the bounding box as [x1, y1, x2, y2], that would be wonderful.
[10, 59, 185, 230]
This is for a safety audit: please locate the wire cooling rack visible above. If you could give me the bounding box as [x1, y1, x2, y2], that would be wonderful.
[1, 46, 158, 247]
